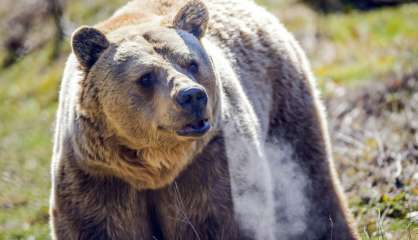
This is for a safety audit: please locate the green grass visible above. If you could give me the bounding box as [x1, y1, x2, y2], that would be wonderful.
[1, 1, 417, 239]
[0, 43, 62, 239]
[351, 192, 418, 239]
[265, 1, 418, 88]
[313, 4, 418, 86]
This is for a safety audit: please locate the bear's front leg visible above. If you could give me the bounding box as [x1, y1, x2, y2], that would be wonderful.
[51, 160, 153, 240]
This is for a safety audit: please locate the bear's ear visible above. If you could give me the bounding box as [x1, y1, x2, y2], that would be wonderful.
[173, 0, 209, 39]
[71, 26, 109, 70]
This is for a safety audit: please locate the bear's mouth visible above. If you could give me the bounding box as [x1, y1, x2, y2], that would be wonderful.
[177, 119, 211, 137]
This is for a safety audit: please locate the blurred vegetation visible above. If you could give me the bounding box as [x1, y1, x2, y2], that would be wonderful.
[0, 0, 417, 239]
[301, 0, 416, 13]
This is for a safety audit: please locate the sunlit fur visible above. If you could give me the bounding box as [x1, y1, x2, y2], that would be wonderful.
[50, 0, 359, 239]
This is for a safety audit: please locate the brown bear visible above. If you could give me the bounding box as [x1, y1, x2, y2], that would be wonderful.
[49, 0, 359, 239]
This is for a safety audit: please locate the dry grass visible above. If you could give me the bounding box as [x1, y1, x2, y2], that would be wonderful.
[326, 71, 418, 239]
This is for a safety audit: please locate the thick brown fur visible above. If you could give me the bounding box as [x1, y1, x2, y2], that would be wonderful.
[50, 0, 359, 239]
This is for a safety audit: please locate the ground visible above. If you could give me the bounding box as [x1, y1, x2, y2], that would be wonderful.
[0, 0, 417, 239]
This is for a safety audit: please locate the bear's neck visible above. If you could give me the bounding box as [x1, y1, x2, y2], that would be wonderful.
[71, 114, 210, 190]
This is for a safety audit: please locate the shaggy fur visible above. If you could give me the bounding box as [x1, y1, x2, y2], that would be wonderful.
[50, 0, 359, 239]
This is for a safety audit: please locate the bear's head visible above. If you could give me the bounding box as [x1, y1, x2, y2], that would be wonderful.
[71, 0, 220, 189]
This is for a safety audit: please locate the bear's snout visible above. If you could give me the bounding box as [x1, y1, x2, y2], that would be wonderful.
[175, 87, 208, 119]
[175, 87, 211, 137]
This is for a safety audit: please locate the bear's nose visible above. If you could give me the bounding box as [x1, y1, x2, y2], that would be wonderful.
[176, 87, 208, 117]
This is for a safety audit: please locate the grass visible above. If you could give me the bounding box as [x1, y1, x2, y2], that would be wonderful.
[313, 4, 418, 86]
[267, 2, 418, 89]
[0, 0, 417, 239]
[0, 43, 62, 239]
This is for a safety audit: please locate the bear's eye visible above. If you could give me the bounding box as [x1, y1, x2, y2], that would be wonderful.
[137, 72, 155, 88]
[187, 60, 199, 75]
